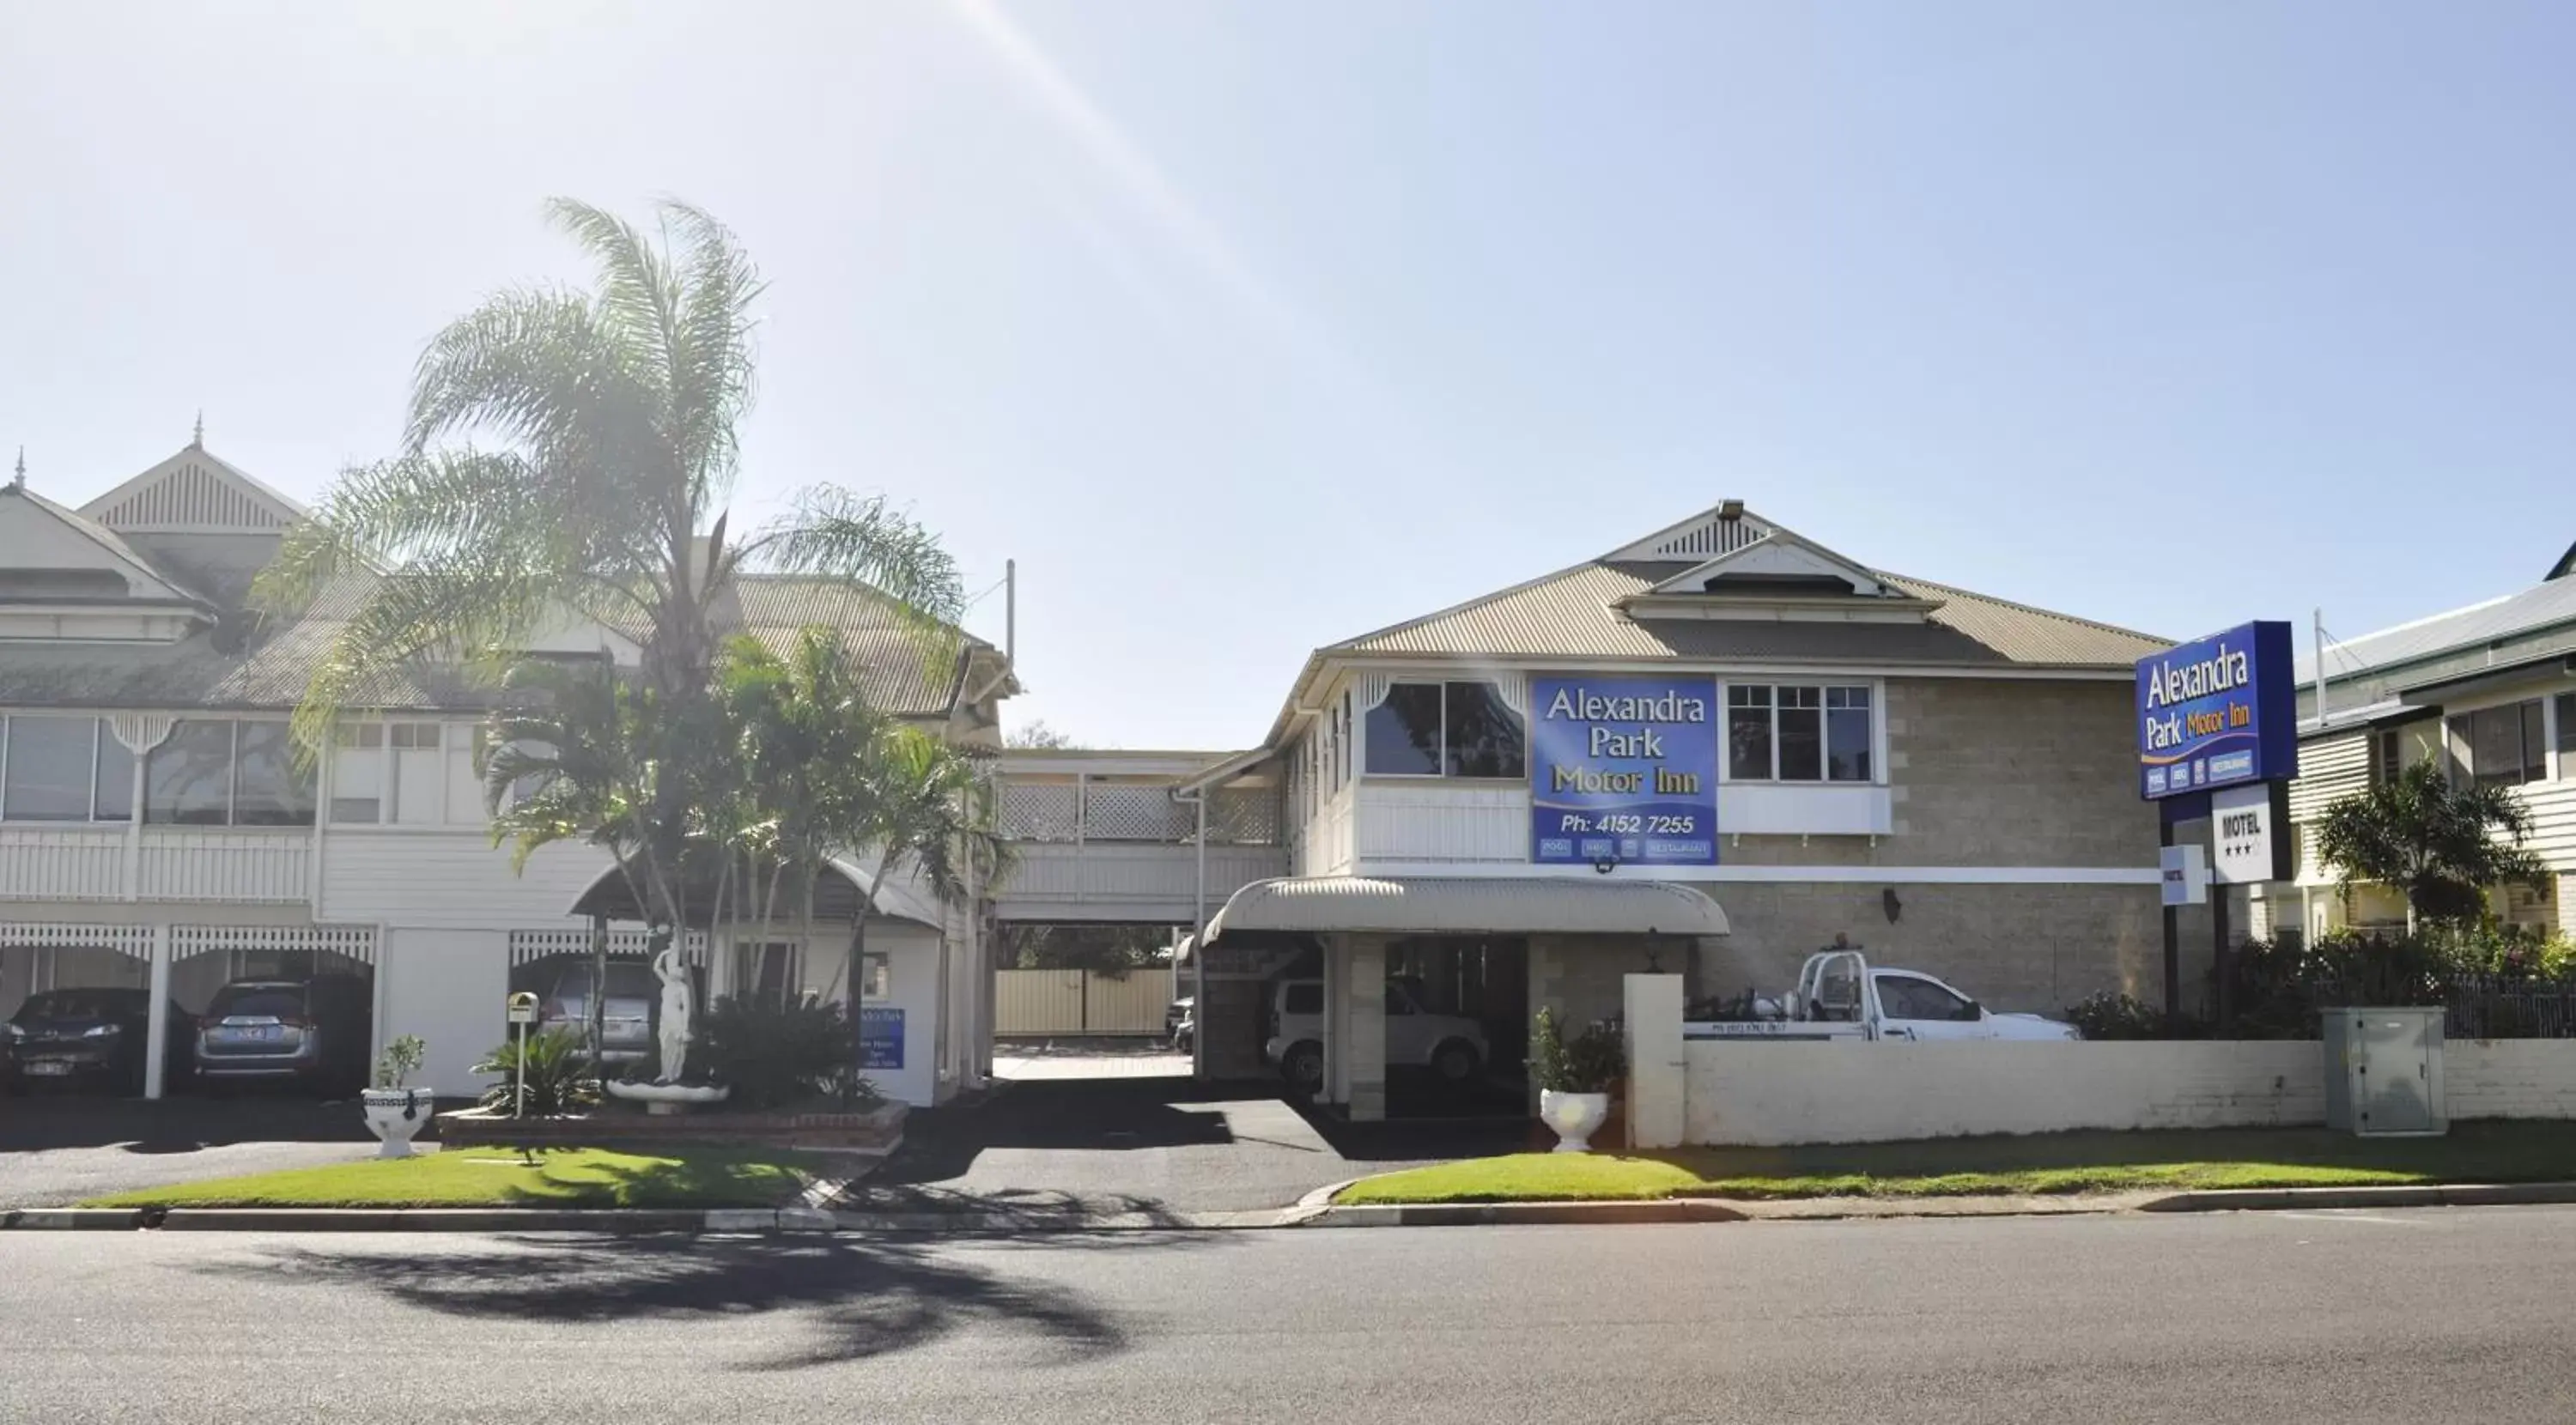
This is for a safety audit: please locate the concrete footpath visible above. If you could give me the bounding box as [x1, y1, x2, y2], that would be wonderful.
[15, 1179, 2576, 1234]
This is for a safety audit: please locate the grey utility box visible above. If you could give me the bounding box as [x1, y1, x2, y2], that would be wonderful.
[2322, 1007, 2447, 1137]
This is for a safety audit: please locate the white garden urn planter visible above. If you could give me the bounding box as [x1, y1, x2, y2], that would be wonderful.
[1540, 1089, 1610, 1154]
[361, 1088, 436, 1159]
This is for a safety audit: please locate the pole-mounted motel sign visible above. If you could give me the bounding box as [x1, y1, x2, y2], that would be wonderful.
[2136, 620, 2299, 885]
[1530, 675, 1718, 866]
[2137, 620, 2299, 1027]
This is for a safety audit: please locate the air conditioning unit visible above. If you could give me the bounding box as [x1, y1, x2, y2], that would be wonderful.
[2322, 1007, 2446, 1137]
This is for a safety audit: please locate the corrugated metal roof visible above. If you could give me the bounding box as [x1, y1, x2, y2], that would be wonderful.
[0, 484, 213, 607]
[1204, 876, 1731, 940]
[1330, 560, 2166, 669]
[2300, 576, 2576, 684]
[0, 572, 980, 715]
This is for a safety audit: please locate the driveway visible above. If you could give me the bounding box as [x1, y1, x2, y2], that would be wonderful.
[0, 1095, 391, 1207]
[836, 1076, 1537, 1222]
[992, 1039, 1191, 1082]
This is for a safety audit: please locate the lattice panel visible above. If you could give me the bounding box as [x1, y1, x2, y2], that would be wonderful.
[1083, 783, 1178, 841]
[0, 923, 156, 958]
[1209, 786, 1282, 845]
[1000, 782, 1082, 841]
[171, 925, 379, 964]
[508, 929, 708, 967]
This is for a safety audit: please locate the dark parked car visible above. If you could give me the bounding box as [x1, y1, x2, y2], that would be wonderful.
[4, 988, 188, 1095]
[193, 977, 374, 1094]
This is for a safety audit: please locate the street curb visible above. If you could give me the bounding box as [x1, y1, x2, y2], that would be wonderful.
[1304, 1199, 1748, 1228]
[0, 1209, 143, 1231]
[2136, 1181, 2576, 1213]
[0, 1204, 1279, 1234]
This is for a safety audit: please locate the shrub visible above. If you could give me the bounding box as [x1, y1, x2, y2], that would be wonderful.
[1528, 1006, 1624, 1094]
[696, 997, 872, 1110]
[2061, 992, 2179, 1041]
[473, 1028, 595, 1115]
[372, 1034, 427, 1090]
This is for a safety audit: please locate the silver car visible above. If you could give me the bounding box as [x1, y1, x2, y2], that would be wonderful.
[538, 961, 657, 1062]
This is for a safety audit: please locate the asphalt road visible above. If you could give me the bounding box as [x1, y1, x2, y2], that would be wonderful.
[9, 1207, 2576, 1423]
[842, 1077, 1526, 1218]
[0, 1096, 381, 1206]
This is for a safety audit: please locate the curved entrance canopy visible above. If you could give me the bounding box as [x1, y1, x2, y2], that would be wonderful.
[1202, 876, 1728, 942]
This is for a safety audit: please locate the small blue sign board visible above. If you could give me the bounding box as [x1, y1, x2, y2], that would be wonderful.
[2136, 620, 2298, 800]
[1529, 675, 1718, 865]
[860, 1006, 904, 1070]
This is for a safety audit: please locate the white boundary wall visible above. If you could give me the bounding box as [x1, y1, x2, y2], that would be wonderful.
[1680, 1034, 2576, 1146]
[1686, 1040, 2322, 1145]
[2447, 1040, 2576, 1120]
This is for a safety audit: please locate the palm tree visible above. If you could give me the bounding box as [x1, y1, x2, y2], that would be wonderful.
[478, 658, 677, 1059]
[2314, 761, 2549, 928]
[253, 197, 966, 930]
[714, 629, 893, 983]
[829, 725, 1007, 1098]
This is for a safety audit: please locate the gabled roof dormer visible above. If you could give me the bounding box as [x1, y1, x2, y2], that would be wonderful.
[0, 473, 215, 644]
[1609, 502, 1941, 625]
[80, 440, 307, 535]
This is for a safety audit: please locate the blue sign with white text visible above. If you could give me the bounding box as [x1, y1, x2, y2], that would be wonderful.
[1529, 675, 1718, 865]
[2136, 621, 2298, 800]
[860, 1006, 904, 1070]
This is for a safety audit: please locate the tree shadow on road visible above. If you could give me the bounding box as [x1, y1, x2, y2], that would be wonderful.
[191, 1230, 1220, 1372]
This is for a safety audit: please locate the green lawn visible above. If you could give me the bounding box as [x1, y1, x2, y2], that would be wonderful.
[1336, 1121, 2576, 1205]
[82, 1146, 821, 1210]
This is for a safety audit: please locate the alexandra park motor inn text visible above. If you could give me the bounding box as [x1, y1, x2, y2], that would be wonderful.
[2135, 621, 2297, 799]
[1530, 676, 1719, 866]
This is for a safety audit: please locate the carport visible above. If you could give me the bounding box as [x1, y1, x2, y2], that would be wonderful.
[0, 922, 379, 1100]
[1198, 876, 1729, 1121]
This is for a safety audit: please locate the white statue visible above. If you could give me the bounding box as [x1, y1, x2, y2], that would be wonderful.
[653, 946, 694, 1084]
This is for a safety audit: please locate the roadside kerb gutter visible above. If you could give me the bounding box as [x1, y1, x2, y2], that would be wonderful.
[16, 1181, 2576, 1233]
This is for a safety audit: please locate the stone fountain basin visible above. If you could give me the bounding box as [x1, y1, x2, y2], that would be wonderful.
[602, 1081, 733, 1115]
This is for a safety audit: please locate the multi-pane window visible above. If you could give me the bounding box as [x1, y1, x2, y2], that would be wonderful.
[4, 715, 322, 826]
[331, 724, 385, 823]
[1363, 682, 1526, 779]
[2447, 700, 2548, 790]
[2368, 725, 2403, 787]
[2558, 694, 2576, 773]
[1728, 684, 1874, 782]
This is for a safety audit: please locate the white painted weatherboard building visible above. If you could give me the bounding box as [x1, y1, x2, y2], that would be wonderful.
[0, 442, 1012, 1105]
[2251, 549, 2576, 941]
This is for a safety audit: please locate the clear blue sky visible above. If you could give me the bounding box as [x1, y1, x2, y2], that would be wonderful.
[5, 3, 2570, 749]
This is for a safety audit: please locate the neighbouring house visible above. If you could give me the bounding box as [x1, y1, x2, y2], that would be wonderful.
[2250, 548, 2576, 943]
[1116, 500, 2183, 1120]
[0, 440, 1015, 1104]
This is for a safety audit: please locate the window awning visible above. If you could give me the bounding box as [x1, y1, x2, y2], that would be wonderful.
[1203, 876, 1728, 942]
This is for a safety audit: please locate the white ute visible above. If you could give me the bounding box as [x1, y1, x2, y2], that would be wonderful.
[1689, 949, 2079, 1042]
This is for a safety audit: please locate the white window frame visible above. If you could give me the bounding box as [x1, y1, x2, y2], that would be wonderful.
[1362, 680, 1528, 782]
[1719, 679, 1885, 785]
[0, 712, 119, 824]
[2442, 692, 2551, 791]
